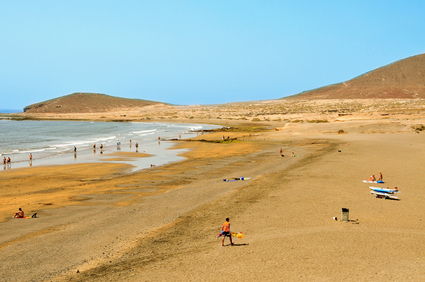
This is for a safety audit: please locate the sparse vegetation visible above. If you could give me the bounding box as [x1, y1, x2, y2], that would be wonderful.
[308, 120, 329, 123]
[412, 124, 425, 132]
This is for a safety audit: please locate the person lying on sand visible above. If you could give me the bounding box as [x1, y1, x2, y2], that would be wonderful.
[13, 208, 24, 218]
[367, 175, 376, 182]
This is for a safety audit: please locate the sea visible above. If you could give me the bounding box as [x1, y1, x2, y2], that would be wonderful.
[0, 109, 22, 114]
[0, 120, 219, 171]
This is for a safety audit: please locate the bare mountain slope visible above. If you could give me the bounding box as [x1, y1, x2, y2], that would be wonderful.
[24, 93, 168, 113]
[289, 53, 425, 99]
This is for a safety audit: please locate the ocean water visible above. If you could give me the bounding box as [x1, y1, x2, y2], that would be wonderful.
[0, 120, 219, 171]
[0, 109, 22, 114]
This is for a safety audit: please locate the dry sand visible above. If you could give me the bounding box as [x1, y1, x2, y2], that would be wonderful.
[1, 113, 425, 281]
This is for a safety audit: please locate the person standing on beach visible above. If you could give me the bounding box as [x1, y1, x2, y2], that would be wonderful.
[378, 172, 383, 181]
[3, 157, 6, 165]
[221, 218, 234, 246]
[7, 157, 11, 167]
[279, 148, 283, 156]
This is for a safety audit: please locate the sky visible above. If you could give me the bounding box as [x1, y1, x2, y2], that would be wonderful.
[1, 1, 424, 110]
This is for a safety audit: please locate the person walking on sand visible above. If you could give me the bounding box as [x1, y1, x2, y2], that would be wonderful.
[378, 172, 383, 181]
[279, 148, 283, 156]
[13, 208, 24, 218]
[221, 218, 234, 246]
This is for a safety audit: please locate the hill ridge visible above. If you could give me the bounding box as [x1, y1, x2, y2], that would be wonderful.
[24, 92, 168, 113]
[288, 53, 425, 99]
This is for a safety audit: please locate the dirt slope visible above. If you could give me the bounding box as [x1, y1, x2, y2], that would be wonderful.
[24, 93, 168, 113]
[289, 53, 425, 99]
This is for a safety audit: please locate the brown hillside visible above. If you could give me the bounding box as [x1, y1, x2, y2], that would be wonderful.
[24, 93, 168, 113]
[289, 53, 425, 99]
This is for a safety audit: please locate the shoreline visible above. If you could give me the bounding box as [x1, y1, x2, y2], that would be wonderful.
[1, 116, 425, 281]
[0, 120, 222, 172]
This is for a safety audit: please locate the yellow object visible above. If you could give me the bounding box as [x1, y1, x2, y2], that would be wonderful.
[237, 233, 244, 239]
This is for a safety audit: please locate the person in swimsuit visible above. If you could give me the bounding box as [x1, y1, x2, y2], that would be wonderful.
[13, 208, 24, 218]
[378, 173, 383, 181]
[221, 218, 234, 246]
[367, 175, 376, 182]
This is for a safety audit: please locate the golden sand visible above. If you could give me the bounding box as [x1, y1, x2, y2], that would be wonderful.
[1, 113, 425, 281]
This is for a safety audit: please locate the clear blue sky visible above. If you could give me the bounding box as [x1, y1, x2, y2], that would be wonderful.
[1, 1, 424, 110]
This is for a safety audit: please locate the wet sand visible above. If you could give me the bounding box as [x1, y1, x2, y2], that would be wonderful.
[1, 118, 425, 281]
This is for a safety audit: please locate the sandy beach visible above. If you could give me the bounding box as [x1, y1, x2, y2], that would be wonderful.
[1, 108, 425, 281]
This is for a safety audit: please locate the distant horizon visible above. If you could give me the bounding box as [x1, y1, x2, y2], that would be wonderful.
[0, 109, 23, 114]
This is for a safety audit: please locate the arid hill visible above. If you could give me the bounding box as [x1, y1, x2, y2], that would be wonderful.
[24, 93, 169, 113]
[289, 53, 425, 99]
